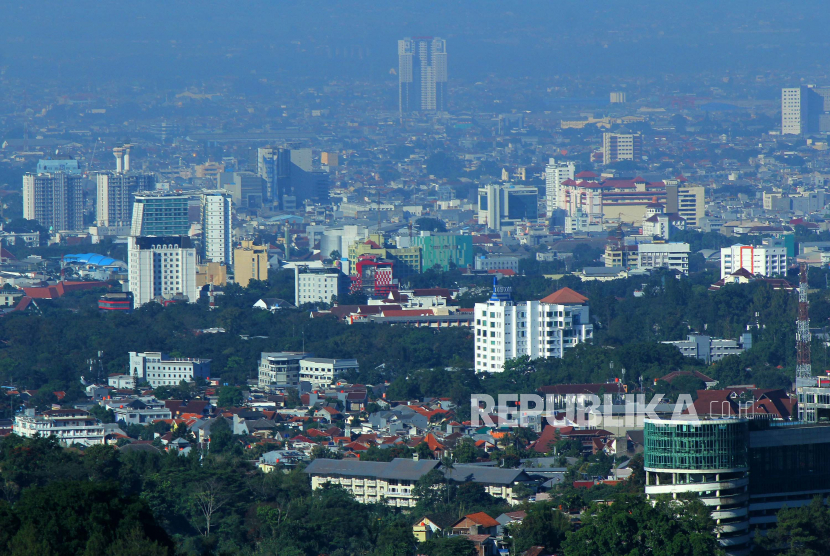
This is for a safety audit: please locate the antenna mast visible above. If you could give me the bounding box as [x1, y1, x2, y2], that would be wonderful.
[796, 262, 813, 382]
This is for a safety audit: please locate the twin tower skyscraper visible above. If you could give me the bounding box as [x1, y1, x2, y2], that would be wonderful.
[398, 37, 447, 114]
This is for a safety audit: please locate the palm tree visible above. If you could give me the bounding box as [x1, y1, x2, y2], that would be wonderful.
[441, 454, 455, 505]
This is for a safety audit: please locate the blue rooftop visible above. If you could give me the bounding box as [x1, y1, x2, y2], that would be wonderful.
[63, 253, 123, 267]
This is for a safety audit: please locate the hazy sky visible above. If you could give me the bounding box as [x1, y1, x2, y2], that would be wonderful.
[1, 1, 828, 86]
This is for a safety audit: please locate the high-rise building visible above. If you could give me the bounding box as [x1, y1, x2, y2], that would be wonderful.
[782, 86, 830, 135]
[96, 172, 156, 227]
[128, 236, 198, 308]
[602, 132, 643, 164]
[131, 192, 190, 237]
[23, 172, 84, 231]
[544, 158, 575, 219]
[217, 171, 265, 208]
[36, 156, 81, 175]
[665, 179, 705, 227]
[720, 244, 787, 279]
[257, 146, 327, 209]
[398, 37, 447, 113]
[477, 183, 539, 231]
[234, 240, 269, 287]
[200, 191, 233, 265]
[474, 286, 594, 372]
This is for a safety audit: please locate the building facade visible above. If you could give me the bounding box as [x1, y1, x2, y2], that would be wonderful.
[474, 286, 593, 373]
[474, 255, 520, 272]
[258, 352, 307, 389]
[398, 37, 447, 113]
[299, 358, 360, 388]
[13, 408, 105, 446]
[295, 266, 350, 306]
[637, 243, 690, 274]
[544, 158, 575, 219]
[644, 418, 751, 555]
[200, 191, 233, 265]
[665, 180, 705, 228]
[234, 240, 269, 287]
[477, 183, 539, 231]
[96, 172, 156, 227]
[602, 132, 643, 164]
[131, 192, 190, 237]
[128, 351, 211, 388]
[720, 244, 787, 279]
[413, 232, 473, 271]
[662, 333, 752, 364]
[23, 172, 84, 231]
[128, 236, 198, 308]
[782, 86, 830, 135]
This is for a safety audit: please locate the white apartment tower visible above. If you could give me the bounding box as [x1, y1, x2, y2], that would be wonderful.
[200, 191, 233, 266]
[97, 172, 155, 227]
[398, 37, 447, 113]
[782, 87, 807, 135]
[720, 244, 787, 279]
[602, 132, 643, 164]
[474, 286, 594, 373]
[23, 172, 84, 231]
[544, 158, 575, 218]
[128, 236, 198, 308]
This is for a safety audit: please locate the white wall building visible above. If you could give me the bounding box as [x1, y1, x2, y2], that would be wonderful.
[299, 358, 360, 388]
[544, 158, 575, 218]
[782, 87, 807, 135]
[13, 408, 104, 446]
[200, 191, 233, 265]
[720, 244, 787, 279]
[128, 236, 198, 308]
[474, 286, 593, 373]
[295, 266, 349, 306]
[637, 243, 690, 274]
[474, 255, 520, 272]
[258, 352, 307, 389]
[128, 351, 211, 388]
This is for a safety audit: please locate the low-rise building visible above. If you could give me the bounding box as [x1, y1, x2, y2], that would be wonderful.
[103, 397, 171, 425]
[128, 351, 211, 388]
[304, 458, 531, 507]
[474, 255, 520, 273]
[720, 244, 787, 279]
[637, 242, 690, 274]
[295, 266, 350, 306]
[13, 408, 104, 446]
[662, 333, 752, 364]
[299, 358, 360, 388]
[258, 352, 308, 389]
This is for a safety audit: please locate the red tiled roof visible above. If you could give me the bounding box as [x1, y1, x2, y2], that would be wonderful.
[539, 287, 588, 305]
[462, 512, 499, 528]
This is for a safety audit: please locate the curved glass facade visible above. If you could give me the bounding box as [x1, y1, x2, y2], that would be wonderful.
[644, 418, 749, 471]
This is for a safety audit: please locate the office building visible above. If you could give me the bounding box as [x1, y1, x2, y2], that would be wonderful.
[398, 37, 448, 113]
[299, 358, 359, 388]
[258, 352, 307, 389]
[23, 172, 84, 231]
[96, 172, 156, 227]
[295, 266, 350, 306]
[412, 232, 473, 271]
[131, 192, 190, 237]
[662, 333, 752, 364]
[128, 236, 198, 308]
[645, 417, 830, 555]
[218, 171, 265, 208]
[257, 146, 327, 209]
[13, 408, 104, 446]
[609, 92, 627, 103]
[348, 236, 421, 278]
[637, 242, 690, 274]
[544, 158, 575, 220]
[720, 244, 787, 279]
[477, 183, 539, 231]
[602, 132, 643, 164]
[665, 179, 705, 227]
[234, 240, 269, 287]
[782, 86, 830, 135]
[200, 191, 233, 265]
[474, 286, 594, 373]
[474, 255, 520, 273]
[128, 351, 211, 388]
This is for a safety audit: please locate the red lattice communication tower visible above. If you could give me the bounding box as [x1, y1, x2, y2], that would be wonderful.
[796, 262, 812, 382]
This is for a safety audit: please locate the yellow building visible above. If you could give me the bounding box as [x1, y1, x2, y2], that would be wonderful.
[321, 151, 339, 167]
[196, 262, 228, 287]
[234, 241, 269, 287]
[347, 234, 422, 277]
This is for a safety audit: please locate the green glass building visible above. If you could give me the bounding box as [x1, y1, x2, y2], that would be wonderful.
[131, 192, 190, 237]
[412, 232, 473, 272]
